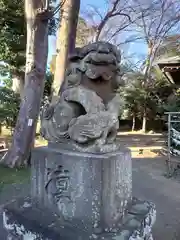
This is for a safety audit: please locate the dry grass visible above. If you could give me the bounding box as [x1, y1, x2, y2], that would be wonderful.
[35, 136, 47, 147]
[130, 147, 164, 158]
[0, 126, 47, 148]
[117, 130, 166, 158]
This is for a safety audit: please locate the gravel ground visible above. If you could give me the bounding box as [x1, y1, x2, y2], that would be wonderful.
[1, 157, 180, 239]
[133, 157, 180, 240]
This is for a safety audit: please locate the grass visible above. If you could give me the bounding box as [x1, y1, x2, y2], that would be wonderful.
[0, 165, 30, 192]
[0, 126, 45, 192]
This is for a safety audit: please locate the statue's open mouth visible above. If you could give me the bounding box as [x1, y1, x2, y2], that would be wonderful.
[91, 76, 107, 83]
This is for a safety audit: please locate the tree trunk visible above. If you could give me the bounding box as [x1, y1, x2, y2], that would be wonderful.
[12, 74, 25, 98]
[52, 0, 80, 97]
[132, 114, 136, 131]
[0, 0, 49, 168]
[142, 109, 147, 133]
[0, 123, 2, 135]
[68, 0, 80, 54]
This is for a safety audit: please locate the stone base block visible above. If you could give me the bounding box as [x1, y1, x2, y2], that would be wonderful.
[3, 197, 156, 240]
[31, 146, 132, 230]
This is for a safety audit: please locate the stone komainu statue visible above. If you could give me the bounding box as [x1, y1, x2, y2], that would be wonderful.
[40, 41, 124, 153]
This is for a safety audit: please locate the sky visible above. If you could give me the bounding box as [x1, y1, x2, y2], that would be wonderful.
[47, 0, 147, 67]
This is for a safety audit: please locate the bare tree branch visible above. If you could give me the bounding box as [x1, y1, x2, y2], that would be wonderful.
[84, 0, 133, 41]
[116, 36, 143, 46]
[87, 4, 104, 22]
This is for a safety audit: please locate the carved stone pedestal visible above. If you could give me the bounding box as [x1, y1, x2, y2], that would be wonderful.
[31, 145, 132, 231]
[3, 145, 156, 239]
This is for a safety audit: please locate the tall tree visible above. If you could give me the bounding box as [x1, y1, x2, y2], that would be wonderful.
[52, 0, 80, 97]
[50, 16, 91, 75]
[0, 0, 57, 97]
[132, 0, 180, 132]
[0, 0, 26, 97]
[1, 0, 51, 167]
[123, 70, 174, 131]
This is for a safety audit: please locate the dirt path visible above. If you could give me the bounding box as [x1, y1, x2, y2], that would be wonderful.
[133, 157, 180, 240]
[117, 132, 166, 158]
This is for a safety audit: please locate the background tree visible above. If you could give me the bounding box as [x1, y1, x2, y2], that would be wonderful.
[122, 69, 174, 131]
[130, 0, 180, 131]
[123, 88, 139, 131]
[52, 0, 80, 97]
[0, 0, 26, 96]
[43, 71, 53, 100]
[0, 0, 57, 97]
[0, 87, 20, 134]
[50, 16, 92, 75]
[75, 17, 93, 47]
[164, 90, 180, 113]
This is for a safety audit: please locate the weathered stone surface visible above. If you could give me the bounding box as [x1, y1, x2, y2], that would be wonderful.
[3, 197, 156, 240]
[3, 198, 91, 240]
[31, 146, 132, 231]
[40, 41, 124, 153]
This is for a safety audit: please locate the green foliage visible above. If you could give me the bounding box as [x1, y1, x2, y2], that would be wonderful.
[76, 17, 93, 47]
[0, 76, 12, 88]
[0, 71, 53, 132]
[163, 90, 180, 113]
[0, 0, 26, 76]
[123, 75, 143, 119]
[0, 87, 20, 129]
[44, 71, 53, 99]
[0, 0, 56, 78]
[122, 70, 174, 121]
